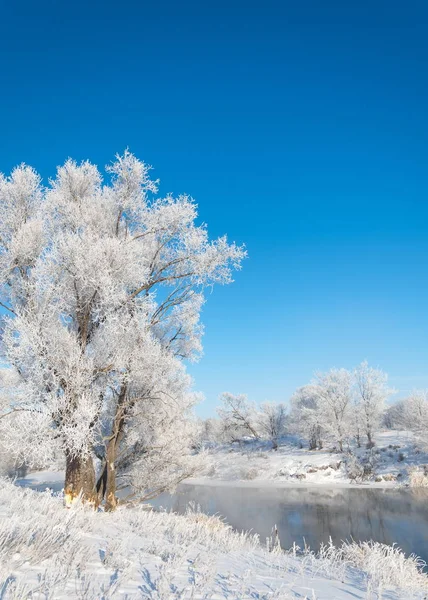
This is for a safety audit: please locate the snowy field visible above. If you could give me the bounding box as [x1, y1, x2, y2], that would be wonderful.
[195, 430, 428, 487]
[1, 477, 427, 600]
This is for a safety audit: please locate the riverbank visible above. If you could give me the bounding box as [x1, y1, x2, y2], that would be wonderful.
[1, 477, 427, 599]
[184, 476, 401, 489]
[155, 480, 428, 567]
[197, 430, 428, 488]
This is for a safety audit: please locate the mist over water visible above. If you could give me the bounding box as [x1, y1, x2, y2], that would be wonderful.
[149, 484, 428, 564]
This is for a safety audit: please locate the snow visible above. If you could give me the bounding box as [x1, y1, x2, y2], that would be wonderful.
[1, 477, 426, 599]
[15, 470, 65, 492]
[196, 430, 428, 488]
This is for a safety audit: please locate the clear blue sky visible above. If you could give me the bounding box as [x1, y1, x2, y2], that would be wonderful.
[1, 1, 428, 416]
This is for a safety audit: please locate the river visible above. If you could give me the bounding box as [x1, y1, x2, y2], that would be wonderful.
[148, 482, 428, 564]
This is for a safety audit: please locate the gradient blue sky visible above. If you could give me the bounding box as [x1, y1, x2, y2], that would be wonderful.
[1, 1, 428, 416]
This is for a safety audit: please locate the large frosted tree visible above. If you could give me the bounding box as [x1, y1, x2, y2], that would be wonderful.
[0, 152, 245, 506]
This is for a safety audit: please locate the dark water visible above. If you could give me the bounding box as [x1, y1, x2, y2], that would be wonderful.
[149, 483, 428, 564]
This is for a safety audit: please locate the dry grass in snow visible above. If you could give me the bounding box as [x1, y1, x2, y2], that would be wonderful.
[0, 478, 426, 599]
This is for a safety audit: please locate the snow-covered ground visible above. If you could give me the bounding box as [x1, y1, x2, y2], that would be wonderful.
[194, 430, 428, 488]
[1, 477, 427, 599]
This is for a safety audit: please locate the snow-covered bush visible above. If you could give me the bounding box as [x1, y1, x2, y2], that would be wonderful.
[296, 538, 427, 600]
[345, 454, 365, 481]
[239, 466, 260, 480]
[328, 540, 426, 597]
[344, 452, 378, 482]
[409, 466, 428, 487]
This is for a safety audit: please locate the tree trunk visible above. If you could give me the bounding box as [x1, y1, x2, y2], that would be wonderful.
[309, 436, 317, 450]
[356, 430, 361, 448]
[96, 426, 125, 510]
[64, 452, 97, 507]
[97, 384, 129, 510]
[104, 440, 118, 512]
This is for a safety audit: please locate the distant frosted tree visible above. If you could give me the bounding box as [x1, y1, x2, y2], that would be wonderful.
[290, 384, 325, 450]
[256, 402, 287, 449]
[383, 398, 414, 430]
[290, 364, 391, 452]
[313, 369, 352, 452]
[0, 152, 245, 506]
[396, 390, 428, 444]
[351, 390, 364, 448]
[217, 393, 259, 441]
[353, 361, 392, 448]
[199, 417, 226, 445]
[382, 401, 403, 429]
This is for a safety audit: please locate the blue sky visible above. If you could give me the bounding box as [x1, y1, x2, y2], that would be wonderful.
[1, 1, 428, 416]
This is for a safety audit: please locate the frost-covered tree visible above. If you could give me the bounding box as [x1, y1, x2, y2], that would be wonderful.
[290, 364, 391, 452]
[217, 393, 259, 441]
[383, 399, 407, 430]
[351, 390, 364, 448]
[289, 384, 325, 450]
[0, 152, 245, 506]
[256, 402, 287, 449]
[353, 361, 392, 448]
[111, 363, 203, 502]
[395, 390, 428, 445]
[198, 417, 226, 445]
[312, 369, 352, 452]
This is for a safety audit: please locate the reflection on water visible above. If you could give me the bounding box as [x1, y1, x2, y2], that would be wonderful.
[149, 484, 428, 563]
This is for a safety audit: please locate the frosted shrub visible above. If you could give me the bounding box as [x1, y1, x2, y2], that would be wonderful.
[345, 454, 364, 481]
[240, 466, 260, 480]
[299, 538, 427, 599]
[340, 540, 427, 597]
[409, 466, 428, 487]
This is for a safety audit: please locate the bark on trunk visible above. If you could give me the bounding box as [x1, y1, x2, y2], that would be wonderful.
[64, 452, 97, 507]
[96, 442, 118, 510]
[104, 440, 118, 512]
[96, 384, 129, 511]
[96, 428, 124, 510]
